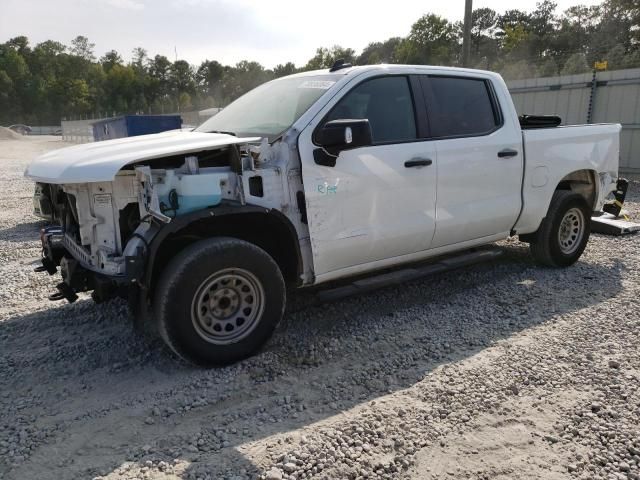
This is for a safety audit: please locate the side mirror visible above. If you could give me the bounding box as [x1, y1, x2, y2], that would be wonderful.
[316, 119, 373, 155]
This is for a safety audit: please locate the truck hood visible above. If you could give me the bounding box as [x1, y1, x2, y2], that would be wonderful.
[24, 130, 261, 184]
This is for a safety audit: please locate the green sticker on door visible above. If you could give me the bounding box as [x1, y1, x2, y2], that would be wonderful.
[317, 184, 338, 195]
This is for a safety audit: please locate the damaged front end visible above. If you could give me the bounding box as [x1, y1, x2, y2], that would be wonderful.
[29, 133, 281, 304]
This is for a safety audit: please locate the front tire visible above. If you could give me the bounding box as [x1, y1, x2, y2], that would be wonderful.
[528, 190, 592, 267]
[155, 237, 285, 366]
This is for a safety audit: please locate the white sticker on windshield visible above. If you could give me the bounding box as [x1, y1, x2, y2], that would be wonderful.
[298, 80, 336, 89]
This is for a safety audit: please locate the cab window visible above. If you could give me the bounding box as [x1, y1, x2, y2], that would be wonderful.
[326, 76, 417, 144]
[420, 76, 500, 138]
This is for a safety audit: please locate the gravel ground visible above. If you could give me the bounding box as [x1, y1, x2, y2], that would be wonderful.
[1, 136, 639, 480]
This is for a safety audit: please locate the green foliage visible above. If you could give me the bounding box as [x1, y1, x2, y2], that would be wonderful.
[196, 59, 225, 104]
[100, 50, 123, 73]
[70, 35, 95, 61]
[357, 38, 402, 65]
[131, 47, 147, 70]
[537, 57, 560, 77]
[221, 61, 272, 102]
[561, 53, 590, 75]
[1, 0, 640, 125]
[502, 25, 530, 55]
[178, 91, 192, 110]
[304, 46, 356, 70]
[395, 14, 457, 65]
[501, 59, 537, 80]
[273, 62, 297, 78]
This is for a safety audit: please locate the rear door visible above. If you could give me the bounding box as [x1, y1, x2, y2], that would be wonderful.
[419, 75, 523, 248]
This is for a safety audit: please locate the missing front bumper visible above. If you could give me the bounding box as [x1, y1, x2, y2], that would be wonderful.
[35, 226, 145, 303]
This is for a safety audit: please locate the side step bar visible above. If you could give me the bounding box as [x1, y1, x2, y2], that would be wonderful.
[315, 248, 503, 303]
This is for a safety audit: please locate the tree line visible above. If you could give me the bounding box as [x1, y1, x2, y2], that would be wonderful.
[0, 0, 638, 125]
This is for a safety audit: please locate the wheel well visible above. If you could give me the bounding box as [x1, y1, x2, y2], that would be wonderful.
[150, 212, 301, 293]
[555, 169, 597, 210]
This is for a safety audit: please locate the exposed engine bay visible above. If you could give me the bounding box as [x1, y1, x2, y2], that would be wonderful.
[32, 136, 310, 302]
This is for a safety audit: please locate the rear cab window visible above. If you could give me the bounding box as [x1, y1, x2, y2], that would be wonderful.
[419, 76, 502, 138]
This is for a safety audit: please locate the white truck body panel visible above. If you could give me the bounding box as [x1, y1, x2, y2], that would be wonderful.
[24, 130, 260, 184]
[429, 71, 523, 248]
[298, 67, 507, 279]
[297, 137, 438, 276]
[514, 123, 621, 234]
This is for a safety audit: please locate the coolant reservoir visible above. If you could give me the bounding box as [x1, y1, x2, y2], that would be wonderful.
[156, 169, 225, 216]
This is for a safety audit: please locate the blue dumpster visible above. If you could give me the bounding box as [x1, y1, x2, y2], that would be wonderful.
[92, 115, 182, 141]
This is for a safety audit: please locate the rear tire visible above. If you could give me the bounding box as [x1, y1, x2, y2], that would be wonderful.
[155, 237, 285, 366]
[528, 190, 592, 267]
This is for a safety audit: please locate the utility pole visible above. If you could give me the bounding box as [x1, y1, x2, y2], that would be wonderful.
[462, 0, 473, 67]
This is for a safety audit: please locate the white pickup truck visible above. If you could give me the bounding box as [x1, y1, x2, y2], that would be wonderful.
[26, 63, 625, 365]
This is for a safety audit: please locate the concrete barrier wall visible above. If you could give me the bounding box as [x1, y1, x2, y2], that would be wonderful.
[27, 126, 61, 135]
[61, 119, 97, 143]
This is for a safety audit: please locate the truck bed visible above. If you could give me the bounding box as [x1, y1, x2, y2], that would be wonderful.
[514, 123, 622, 234]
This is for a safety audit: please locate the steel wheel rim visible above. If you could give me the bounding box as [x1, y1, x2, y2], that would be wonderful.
[191, 268, 265, 345]
[558, 207, 585, 255]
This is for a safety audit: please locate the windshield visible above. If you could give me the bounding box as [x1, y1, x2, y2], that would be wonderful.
[195, 74, 341, 141]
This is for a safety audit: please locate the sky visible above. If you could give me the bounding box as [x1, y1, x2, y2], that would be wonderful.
[1, 0, 604, 68]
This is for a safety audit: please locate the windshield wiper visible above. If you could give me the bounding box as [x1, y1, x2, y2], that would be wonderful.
[207, 130, 236, 136]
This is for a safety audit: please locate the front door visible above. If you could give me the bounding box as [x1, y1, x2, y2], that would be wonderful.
[298, 75, 438, 279]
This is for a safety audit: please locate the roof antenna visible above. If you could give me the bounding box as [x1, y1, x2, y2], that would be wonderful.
[330, 59, 352, 72]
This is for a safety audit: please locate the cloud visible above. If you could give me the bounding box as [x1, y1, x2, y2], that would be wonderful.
[1, 0, 605, 69]
[105, 0, 144, 10]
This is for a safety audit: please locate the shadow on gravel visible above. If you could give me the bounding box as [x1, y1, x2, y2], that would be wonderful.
[0, 242, 625, 479]
[0, 220, 47, 242]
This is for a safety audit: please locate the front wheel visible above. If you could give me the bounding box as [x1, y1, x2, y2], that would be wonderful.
[528, 190, 592, 267]
[154, 237, 285, 366]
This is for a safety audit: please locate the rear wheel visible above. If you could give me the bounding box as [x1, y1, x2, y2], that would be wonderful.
[155, 237, 285, 366]
[528, 190, 592, 267]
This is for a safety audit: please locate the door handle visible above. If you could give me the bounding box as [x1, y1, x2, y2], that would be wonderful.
[404, 158, 433, 168]
[498, 148, 519, 158]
